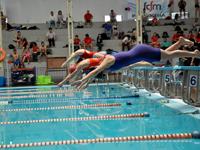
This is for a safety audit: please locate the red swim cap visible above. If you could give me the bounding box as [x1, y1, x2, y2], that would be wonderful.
[68, 64, 77, 73]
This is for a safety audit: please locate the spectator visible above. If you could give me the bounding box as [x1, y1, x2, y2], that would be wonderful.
[178, 0, 186, 18]
[1, 11, 7, 30]
[21, 38, 28, 50]
[151, 16, 160, 26]
[46, 27, 56, 47]
[96, 34, 104, 51]
[12, 49, 20, 68]
[187, 31, 195, 42]
[57, 10, 65, 28]
[168, 0, 174, 17]
[102, 22, 112, 39]
[172, 31, 182, 43]
[161, 37, 172, 50]
[31, 42, 40, 62]
[74, 35, 81, 51]
[151, 32, 160, 48]
[142, 26, 148, 44]
[195, 0, 200, 20]
[112, 23, 119, 39]
[13, 31, 23, 48]
[110, 10, 117, 24]
[122, 35, 131, 51]
[174, 13, 183, 25]
[130, 30, 137, 47]
[83, 34, 93, 50]
[40, 41, 47, 57]
[48, 11, 56, 28]
[22, 45, 31, 64]
[84, 10, 93, 27]
[195, 31, 200, 48]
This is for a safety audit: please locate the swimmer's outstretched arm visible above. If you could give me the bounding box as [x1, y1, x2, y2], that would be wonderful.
[61, 49, 85, 67]
[71, 56, 115, 90]
[58, 60, 89, 87]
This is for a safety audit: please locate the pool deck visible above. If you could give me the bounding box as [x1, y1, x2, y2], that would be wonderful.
[137, 87, 200, 120]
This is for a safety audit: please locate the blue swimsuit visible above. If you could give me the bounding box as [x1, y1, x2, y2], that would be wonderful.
[108, 44, 161, 71]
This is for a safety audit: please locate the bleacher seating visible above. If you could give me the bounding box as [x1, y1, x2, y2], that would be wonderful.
[2, 18, 200, 68]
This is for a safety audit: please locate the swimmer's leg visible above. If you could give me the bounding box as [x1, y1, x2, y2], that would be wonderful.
[165, 37, 194, 52]
[161, 49, 200, 61]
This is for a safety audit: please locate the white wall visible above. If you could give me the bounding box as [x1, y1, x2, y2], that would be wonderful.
[4, 0, 197, 24]
[5, 0, 128, 24]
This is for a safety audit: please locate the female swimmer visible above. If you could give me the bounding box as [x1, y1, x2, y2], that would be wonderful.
[60, 37, 200, 89]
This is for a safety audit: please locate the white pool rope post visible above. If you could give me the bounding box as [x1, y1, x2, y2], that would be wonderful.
[67, 0, 74, 56]
[136, 0, 143, 44]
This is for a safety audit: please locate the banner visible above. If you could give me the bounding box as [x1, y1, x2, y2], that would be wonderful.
[143, 0, 169, 18]
[127, 0, 169, 19]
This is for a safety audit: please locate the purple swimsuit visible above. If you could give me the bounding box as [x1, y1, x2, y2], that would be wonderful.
[108, 44, 161, 71]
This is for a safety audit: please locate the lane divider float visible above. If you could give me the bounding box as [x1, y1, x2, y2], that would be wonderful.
[0, 103, 121, 112]
[0, 131, 199, 149]
[0, 113, 150, 125]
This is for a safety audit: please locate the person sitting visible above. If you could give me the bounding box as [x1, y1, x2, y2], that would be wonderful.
[30, 42, 40, 62]
[195, 31, 200, 48]
[187, 31, 195, 42]
[112, 23, 119, 39]
[172, 31, 182, 44]
[40, 41, 47, 57]
[161, 32, 171, 49]
[84, 10, 93, 27]
[151, 32, 160, 48]
[46, 27, 56, 47]
[161, 38, 172, 50]
[74, 35, 81, 51]
[122, 35, 131, 51]
[22, 46, 31, 64]
[12, 48, 20, 68]
[21, 38, 28, 51]
[59, 37, 199, 90]
[96, 34, 104, 51]
[48, 11, 56, 28]
[151, 16, 160, 26]
[102, 22, 112, 40]
[13, 31, 23, 48]
[173, 13, 184, 25]
[83, 34, 93, 50]
[56, 10, 65, 28]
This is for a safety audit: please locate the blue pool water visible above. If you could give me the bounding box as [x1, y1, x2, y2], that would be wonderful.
[0, 84, 200, 150]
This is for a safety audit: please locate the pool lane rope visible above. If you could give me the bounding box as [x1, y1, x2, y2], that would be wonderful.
[0, 103, 121, 112]
[0, 131, 199, 149]
[0, 113, 150, 125]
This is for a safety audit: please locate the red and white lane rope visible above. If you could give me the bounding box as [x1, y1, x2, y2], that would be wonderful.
[0, 103, 121, 112]
[0, 113, 149, 125]
[0, 131, 199, 149]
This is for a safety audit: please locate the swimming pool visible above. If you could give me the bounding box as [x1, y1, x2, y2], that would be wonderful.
[0, 83, 200, 150]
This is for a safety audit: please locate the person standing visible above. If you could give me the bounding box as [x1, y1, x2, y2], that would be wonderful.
[84, 10, 93, 27]
[195, 0, 200, 20]
[178, 0, 187, 18]
[46, 27, 56, 47]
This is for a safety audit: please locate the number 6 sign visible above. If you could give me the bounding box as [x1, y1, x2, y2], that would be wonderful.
[189, 75, 198, 87]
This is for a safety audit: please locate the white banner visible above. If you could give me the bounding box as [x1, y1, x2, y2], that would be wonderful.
[127, 0, 169, 19]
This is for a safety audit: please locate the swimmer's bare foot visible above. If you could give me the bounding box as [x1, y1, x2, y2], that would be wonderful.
[179, 37, 194, 47]
[194, 49, 200, 57]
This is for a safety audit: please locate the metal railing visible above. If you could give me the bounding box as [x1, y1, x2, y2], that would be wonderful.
[122, 66, 200, 107]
